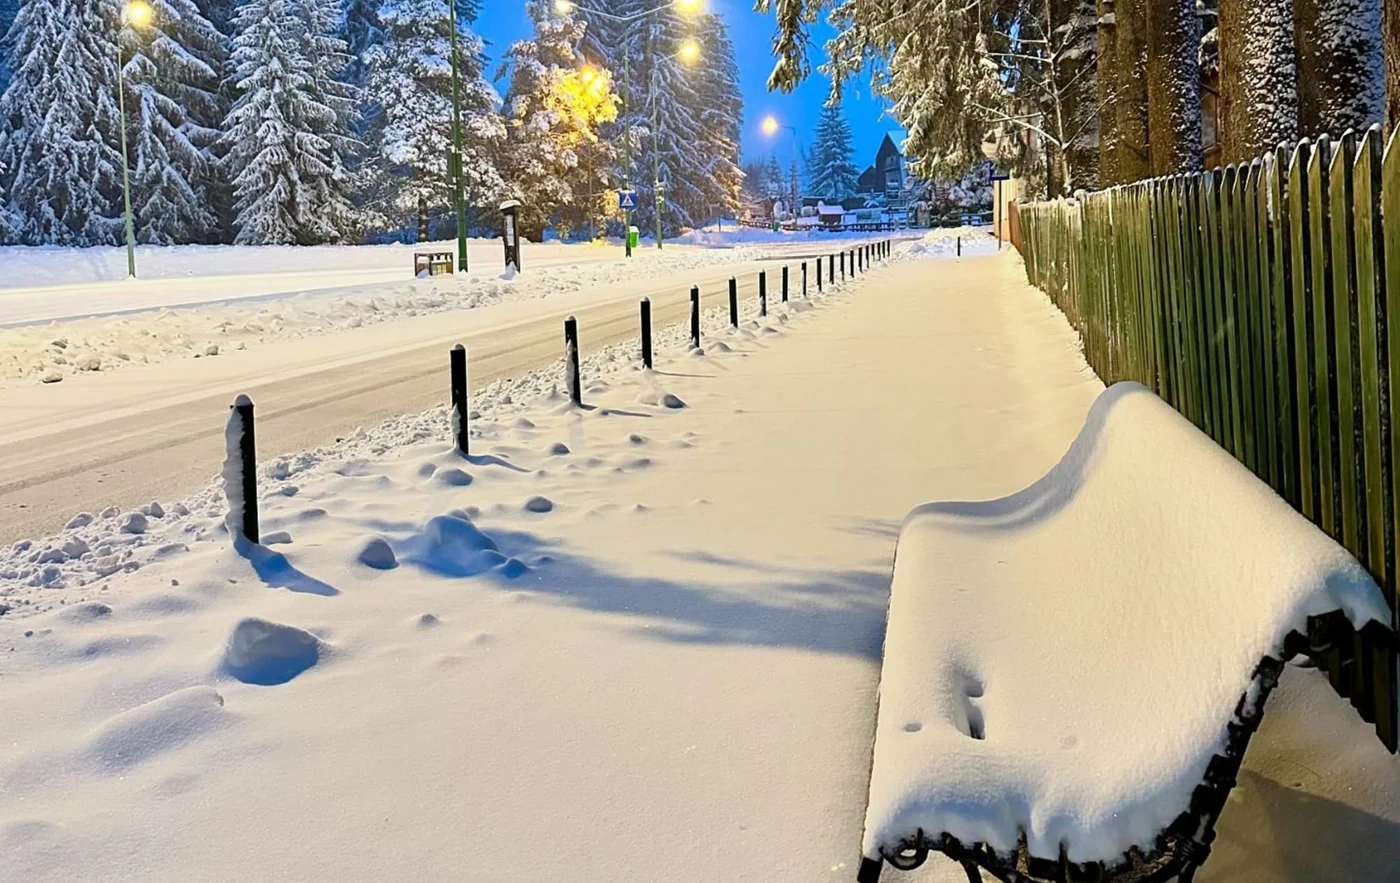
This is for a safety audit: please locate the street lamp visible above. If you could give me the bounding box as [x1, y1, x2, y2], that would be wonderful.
[555, 0, 703, 256]
[116, 0, 153, 279]
[761, 115, 800, 225]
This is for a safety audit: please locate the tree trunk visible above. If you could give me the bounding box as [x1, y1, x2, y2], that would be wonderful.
[1097, 0, 1122, 184]
[1385, 0, 1399, 133]
[1060, 0, 1101, 190]
[1145, 0, 1203, 173]
[1218, 0, 1297, 164]
[1295, 0, 1385, 138]
[1115, 0, 1153, 180]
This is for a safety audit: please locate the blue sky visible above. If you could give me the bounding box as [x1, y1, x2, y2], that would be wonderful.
[473, 0, 901, 172]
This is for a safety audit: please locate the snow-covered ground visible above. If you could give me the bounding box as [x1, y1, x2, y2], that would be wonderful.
[3, 247, 1395, 882]
[0, 243, 772, 383]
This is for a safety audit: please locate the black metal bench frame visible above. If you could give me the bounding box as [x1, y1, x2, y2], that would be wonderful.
[857, 613, 1384, 883]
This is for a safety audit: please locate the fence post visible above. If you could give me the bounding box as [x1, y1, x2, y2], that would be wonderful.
[957, 236, 961, 256]
[829, 254, 834, 284]
[782, 265, 789, 302]
[840, 251, 846, 281]
[228, 395, 259, 543]
[564, 316, 581, 405]
[690, 286, 701, 348]
[729, 278, 738, 327]
[759, 271, 767, 317]
[802, 261, 808, 297]
[640, 298, 653, 369]
[858, 248, 863, 273]
[450, 344, 468, 456]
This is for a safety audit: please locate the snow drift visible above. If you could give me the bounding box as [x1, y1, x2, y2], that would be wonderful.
[862, 381, 1390, 865]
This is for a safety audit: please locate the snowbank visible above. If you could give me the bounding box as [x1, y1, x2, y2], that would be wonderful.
[861, 381, 1389, 865]
[0, 245, 766, 383]
[905, 225, 1000, 257]
[670, 225, 904, 247]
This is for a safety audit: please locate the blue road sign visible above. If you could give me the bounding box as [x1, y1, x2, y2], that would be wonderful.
[618, 190, 638, 210]
[990, 173, 1011, 181]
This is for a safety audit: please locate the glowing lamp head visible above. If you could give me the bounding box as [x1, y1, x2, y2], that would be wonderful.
[124, 0, 154, 27]
[554, 0, 575, 14]
[761, 116, 779, 136]
[678, 40, 701, 64]
[675, 0, 702, 13]
[580, 65, 597, 83]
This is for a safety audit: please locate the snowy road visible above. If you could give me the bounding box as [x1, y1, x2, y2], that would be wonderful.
[0, 255, 797, 545]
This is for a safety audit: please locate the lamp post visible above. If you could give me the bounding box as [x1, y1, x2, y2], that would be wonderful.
[555, 0, 702, 255]
[116, 0, 153, 279]
[448, 0, 468, 272]
[761, 115, 800, 225]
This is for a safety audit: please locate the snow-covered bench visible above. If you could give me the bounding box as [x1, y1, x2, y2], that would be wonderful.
[856, 382, 1392, 883]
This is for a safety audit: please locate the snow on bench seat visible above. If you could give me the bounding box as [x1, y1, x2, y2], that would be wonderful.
[861, 382, 1391, 868]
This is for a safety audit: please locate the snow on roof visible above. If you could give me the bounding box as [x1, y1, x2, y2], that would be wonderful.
[816, 203, 844, 216]
[861, 382, 1389, 865]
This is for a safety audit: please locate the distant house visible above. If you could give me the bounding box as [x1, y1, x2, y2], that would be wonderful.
[856, 132, 910, 206]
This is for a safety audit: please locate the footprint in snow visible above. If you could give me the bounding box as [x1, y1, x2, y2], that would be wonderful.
[436, 468, 473, 487]
[524, 496, 554, 514]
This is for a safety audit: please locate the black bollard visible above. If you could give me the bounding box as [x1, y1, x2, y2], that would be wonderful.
[640, 298, 653, 369]
[781, 265, 789, 302]
[690, 286, 701, 348]
[840, 251, 846, 281]
[828, 254, 834, 285]
[729, 277, 738, 328]
[957, 236, 961, 257]
[759, 271, 767, 317]
[564, 316, 581, 405]
[450, 343, 468, 455]
[229, 394, 259, 543]
[802, 261, 808, 297]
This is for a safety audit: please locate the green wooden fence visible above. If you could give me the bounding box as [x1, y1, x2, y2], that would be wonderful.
[1020, 125, 1400, 752]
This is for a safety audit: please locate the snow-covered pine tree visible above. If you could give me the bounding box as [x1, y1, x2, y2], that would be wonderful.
[808, 102, 858, 200]
[573, 2, 740, 235]
[364, 0, 504, 233]
[498, 0, 618, 236]
[687, 12, 742, 225]
[119, 0, 227, 243]
[0, 0, 18, 95]
[221, 0, 359, 243]
[0, 0, 124, 245]
[762, 153, 783, 204]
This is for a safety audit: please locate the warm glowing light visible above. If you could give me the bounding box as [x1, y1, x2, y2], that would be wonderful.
[761, 115, 779, 136]
[124, 0, 154, 27]
[674, 0, 703, 14]
[580, 66, 597, 83]
[554, 0, 575, 14]
[679, 40, 701, 64]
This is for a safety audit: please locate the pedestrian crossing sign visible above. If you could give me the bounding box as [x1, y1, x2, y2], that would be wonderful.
[619, 190, 638, 210]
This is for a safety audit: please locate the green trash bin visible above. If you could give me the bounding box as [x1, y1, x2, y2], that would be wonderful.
[627, 226, 640, 249]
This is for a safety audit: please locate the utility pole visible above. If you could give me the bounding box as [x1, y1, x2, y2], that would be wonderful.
[448, 0, 468, 272]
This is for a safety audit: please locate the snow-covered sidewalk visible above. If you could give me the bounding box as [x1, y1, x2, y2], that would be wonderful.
[2, 248, 1396, 882]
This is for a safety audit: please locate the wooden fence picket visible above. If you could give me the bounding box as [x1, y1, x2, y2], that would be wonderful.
[1016, 128, 1400, 751]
